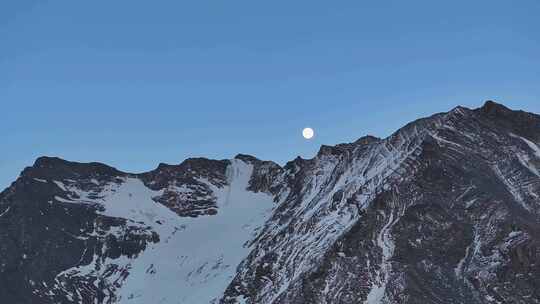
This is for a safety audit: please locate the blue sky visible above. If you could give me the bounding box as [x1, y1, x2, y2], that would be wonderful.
[1, 0, 539, 189]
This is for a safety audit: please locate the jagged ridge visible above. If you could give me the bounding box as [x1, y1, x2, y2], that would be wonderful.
[1, 101, 540, 304]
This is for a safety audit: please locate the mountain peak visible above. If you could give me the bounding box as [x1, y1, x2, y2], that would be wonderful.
[353, 135, 381, 145]
[475, 100, 540, 141]
[234, 154, 260, 163]
[478, 100, 512, 115]
[26, 156, 124, 179]
[33, 156, 70, 168]
[317, 145, 345, 157]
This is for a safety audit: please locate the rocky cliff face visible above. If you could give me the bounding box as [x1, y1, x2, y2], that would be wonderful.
[1, 101, 539, 304]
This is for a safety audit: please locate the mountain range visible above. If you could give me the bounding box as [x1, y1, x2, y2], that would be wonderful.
[1, 101, 539, 304]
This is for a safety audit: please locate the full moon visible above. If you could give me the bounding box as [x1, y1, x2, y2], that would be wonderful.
[302, 127, 314, 139]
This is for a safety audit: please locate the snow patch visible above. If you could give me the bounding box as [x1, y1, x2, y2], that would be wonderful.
[53, 180, 67, 191]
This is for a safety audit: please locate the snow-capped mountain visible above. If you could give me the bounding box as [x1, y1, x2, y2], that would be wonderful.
[1, 101, 539, 304]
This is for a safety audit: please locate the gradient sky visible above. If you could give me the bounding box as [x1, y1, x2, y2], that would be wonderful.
[1, 0, 539, 190]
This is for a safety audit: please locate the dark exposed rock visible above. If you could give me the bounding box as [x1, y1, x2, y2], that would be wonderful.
[140, 157, 230, 217]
